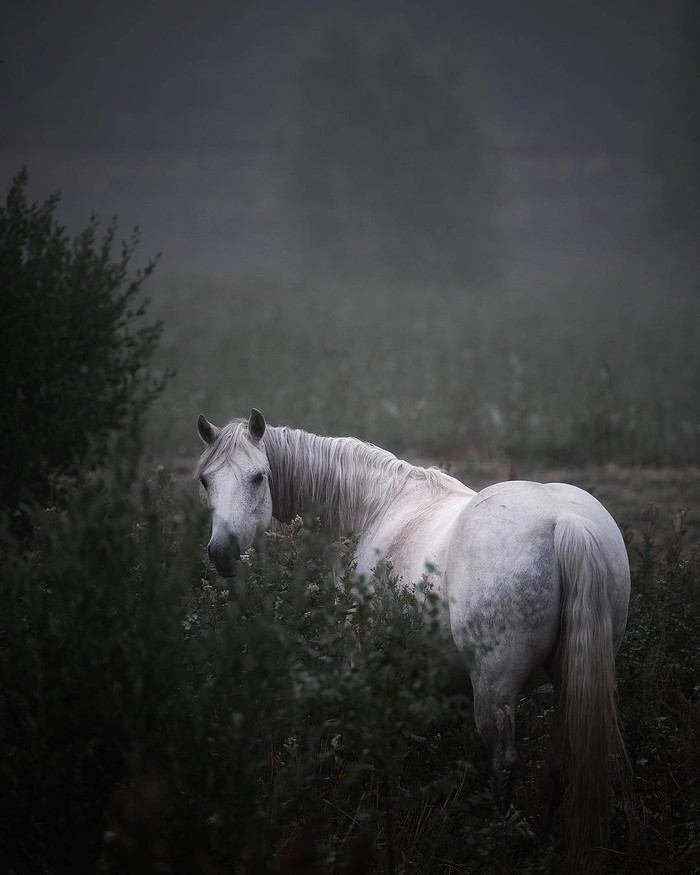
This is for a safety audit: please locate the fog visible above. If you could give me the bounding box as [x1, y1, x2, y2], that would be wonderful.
[3, 0, 697, 284]
[2, 0, 699, 460]
[3, 12, 700, 871]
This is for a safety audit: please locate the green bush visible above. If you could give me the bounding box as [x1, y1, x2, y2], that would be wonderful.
[0, 457, 479, 874]
[1, 451, 698, 872]
[0, 451, 205, 873]
[0, 169, 163, 516]
[614, 508, 700, 872]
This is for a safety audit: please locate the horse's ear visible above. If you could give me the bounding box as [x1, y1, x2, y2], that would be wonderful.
[248, 408, 266, 442]
[197, 414, 220, 445]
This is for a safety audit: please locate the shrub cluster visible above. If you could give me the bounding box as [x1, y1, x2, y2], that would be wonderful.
[0, 170, 163, 517]
[0, 456, 480, 874]
[0, 455, 698, 873]
[615, 508, 700, 872]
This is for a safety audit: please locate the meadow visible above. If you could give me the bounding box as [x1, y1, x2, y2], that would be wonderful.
[3, 257, 699, 873]
[3, 8, 698, 866]
[145, 270, 700, 470]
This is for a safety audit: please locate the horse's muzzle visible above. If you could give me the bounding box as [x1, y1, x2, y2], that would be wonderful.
[207, 537, 241, 578]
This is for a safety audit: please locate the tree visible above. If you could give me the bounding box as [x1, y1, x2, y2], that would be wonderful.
[280, 22, 500, 283]
[645, 0, 700, 256]
[0, 169, 164, 515]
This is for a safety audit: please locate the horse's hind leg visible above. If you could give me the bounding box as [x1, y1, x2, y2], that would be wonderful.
[471, 672, 521, 814]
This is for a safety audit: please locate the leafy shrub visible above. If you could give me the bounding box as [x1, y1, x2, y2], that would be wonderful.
[614, 508, 700, 873]
[0, 169, 163, 517]
[1, 449, 698, 873]
[0, 449, 207, 873]
[0, 456, 480, 874]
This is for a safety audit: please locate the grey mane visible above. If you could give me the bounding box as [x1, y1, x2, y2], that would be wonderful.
[197, 419, 467, 539]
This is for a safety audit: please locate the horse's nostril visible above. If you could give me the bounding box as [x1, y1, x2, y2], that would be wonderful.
[208, 537, 241, 577]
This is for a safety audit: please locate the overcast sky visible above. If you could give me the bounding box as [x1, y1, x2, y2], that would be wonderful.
[2, 0, 671, 152]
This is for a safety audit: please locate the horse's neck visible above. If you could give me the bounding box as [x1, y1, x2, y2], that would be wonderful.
[264, 426, 431, 538]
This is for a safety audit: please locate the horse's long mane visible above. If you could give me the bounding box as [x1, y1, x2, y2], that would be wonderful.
[197, 419, 468, 539]
[264, 425, 468, 537]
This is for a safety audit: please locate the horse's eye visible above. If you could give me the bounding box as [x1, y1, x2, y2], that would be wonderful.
[199, 475, 208, 490]
[252, 471, 265, 486]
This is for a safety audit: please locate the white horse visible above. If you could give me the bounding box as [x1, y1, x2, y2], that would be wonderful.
[195, 409, 630, 864]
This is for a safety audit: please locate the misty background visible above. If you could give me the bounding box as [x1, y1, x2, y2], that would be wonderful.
[2, 0, 699, 462]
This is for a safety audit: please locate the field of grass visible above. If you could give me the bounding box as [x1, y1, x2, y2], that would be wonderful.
[145, 270, 700, 470]
[3, 257, 699, 872]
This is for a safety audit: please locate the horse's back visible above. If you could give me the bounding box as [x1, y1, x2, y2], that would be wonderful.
[458, 480, 627, 576]
[445, 480, 629, 672]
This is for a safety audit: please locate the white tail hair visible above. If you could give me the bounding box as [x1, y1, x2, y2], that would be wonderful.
[554, 513, 630, 871]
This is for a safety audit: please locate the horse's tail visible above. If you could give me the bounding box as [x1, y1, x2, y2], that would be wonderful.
[554, 513, 629, 870]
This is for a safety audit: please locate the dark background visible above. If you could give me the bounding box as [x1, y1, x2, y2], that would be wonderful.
[2, 0, 697, 283]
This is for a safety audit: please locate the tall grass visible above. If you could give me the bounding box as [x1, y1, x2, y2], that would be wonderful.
[1, 449, 698, 873]
[145, 274, 700, 466]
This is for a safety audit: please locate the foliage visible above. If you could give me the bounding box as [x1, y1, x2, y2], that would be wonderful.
[0, 169, 163, 516]
[0, 454, 476, 874]
[615, 507, 700, 872]
[0, 448, 205, 873]
[279, 21, 499, 282]
[0, 449, 698, 873]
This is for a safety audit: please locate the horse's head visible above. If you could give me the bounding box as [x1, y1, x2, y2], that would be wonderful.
[196, 408, 273, 577]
